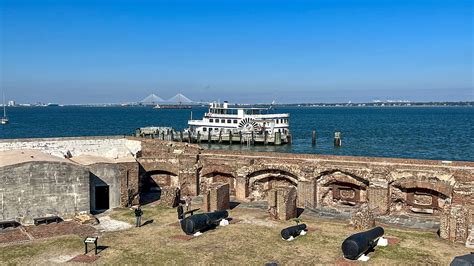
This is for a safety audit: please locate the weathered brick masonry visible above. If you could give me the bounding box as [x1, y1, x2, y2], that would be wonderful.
[137, 138, 474, 244]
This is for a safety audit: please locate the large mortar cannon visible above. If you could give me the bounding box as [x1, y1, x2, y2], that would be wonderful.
[341, 226, 386, 260]
[177, 206, 229, 235]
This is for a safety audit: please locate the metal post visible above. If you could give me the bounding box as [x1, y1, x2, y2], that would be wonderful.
[334, 132, 342, 147]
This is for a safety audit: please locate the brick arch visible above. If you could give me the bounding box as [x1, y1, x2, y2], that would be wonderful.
[241, 164, 306, 182]
[248, 169, 299, 187]
[246, 168, 300, 201]
[314, 170, 369, 187]
[390, 178, 452, 198]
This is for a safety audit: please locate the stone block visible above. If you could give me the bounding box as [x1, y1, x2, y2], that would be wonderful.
[157, 187, 180, 207]
[350, 203, 376, 230]
[203, 183, 230, 212]
[367, 186, 389, 214]
[440, 204, 471, 244]
[267, 187, 297, 221]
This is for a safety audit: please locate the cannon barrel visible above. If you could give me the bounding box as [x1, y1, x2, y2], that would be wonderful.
[341, 226, 384, 260]
[180, 210, 229, 235]
[450, 253, 474, 266]
[281, 224, 307, 240]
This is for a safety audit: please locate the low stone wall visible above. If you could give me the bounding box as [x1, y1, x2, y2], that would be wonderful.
[0, 136, 141, 159]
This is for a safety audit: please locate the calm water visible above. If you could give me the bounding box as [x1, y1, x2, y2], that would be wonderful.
[0, 106, 472, 161]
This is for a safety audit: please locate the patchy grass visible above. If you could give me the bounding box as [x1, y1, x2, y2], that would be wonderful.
[0, 206, 470, 265]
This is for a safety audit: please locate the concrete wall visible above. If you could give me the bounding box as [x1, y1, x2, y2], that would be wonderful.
[88, 163, 122, 212]
[0, 161, 90, 224]
[0, 136, 141, 159]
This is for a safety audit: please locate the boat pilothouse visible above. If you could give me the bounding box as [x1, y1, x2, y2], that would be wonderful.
[188, 101, 290, 145]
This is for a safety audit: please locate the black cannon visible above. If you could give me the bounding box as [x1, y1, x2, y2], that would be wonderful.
[281, 224, 307, 240]
[450, 253, 474, 266]
[177, 206, 229, 235]
[341, 226, 385, 260]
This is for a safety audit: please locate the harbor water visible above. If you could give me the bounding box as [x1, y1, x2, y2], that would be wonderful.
[0, 106, 472, 161]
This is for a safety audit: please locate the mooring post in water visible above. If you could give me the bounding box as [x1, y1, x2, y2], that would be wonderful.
[264, 131, 268, 145]
[229, 131, 233, 145]
[208, 130, 211, 143]
[197, 131, 201, 143]
[161, 131, 165, 140]
[180, 131, 184, 142]
[275, 131, 282, 145]
[334, 132, 342, 147]
[251, 131, 255, 145]
[239, 131, 243, 144]
[170, 130, 174, 141]
[188, 131, 192, 143]
[219, 129, 223, 143]
[312, 130, 316, 146]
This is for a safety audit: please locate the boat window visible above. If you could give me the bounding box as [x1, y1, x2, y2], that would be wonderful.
[227, 119, 231, 123]
[209, 119, 213, 122]
[233, 120, 237, 123]
[221, 119, 225, 123]
[203, 128, 207, 132]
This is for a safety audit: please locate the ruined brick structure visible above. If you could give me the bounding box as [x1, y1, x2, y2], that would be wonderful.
[137, 138, 474, 244]
[1, 136, 473, 245]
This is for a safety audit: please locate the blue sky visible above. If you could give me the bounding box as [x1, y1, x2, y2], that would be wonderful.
[1, 0, 472, 104]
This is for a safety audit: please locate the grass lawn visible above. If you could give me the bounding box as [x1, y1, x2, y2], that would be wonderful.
[0, 204, 470, 265]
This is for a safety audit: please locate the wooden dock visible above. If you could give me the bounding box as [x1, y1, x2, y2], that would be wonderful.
[135, 127, 291, 145]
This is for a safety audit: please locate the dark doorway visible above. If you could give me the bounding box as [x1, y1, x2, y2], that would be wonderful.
[95, 186, 109, 210]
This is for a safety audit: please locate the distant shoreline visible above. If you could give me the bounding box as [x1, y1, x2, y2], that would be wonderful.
[4, 101, 473, 108]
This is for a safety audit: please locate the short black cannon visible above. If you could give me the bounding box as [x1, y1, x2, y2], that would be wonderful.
[177, 206, 229, 235]
[281, 224, 307, 240]
[341, 226, 385, 260]
[450, 253, 474, 266]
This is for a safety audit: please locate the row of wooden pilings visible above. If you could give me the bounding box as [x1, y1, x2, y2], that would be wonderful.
[140, 128, 287, 146]
[312, 130, 342, 147]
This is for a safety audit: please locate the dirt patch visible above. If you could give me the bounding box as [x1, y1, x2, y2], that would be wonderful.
[307, 226, 318, 232]
[25, 221, 96, 239]
[385, 236, 401, 245]
[335, 257, 358, 266]
[169, 235, 194, 241]
[69, 254, 100, 263]
[228, 218, 242, 224]
[0, 228, 30, 244]
[167, 221, 180, 227]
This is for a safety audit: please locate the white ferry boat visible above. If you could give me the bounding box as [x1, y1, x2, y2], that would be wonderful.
[188, 101, 290, 144]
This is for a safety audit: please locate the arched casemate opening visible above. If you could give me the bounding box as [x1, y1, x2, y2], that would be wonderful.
[247, 169, 299, 201]
[390, 178, 453, 215]
[200, 172, 236, 196]
[314, 170, 369, 208]
[144, 170, 179, 192]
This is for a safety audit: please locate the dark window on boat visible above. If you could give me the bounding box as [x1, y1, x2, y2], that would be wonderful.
[221, 119, 225, 123]
[209, 119, 213, 122]
[227, 119, 231, 123]
[203, 128, 207, 132]
[233, 120, 237, 123]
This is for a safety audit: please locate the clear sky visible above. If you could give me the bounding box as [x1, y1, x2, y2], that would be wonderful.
[1, 0, 472, 104]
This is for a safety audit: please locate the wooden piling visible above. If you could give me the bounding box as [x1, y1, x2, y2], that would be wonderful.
[170, 130, 174, 141]
[229, 131, 233, 145]
[251, 131, 255, 145]
[219, 130, 223, 143]
[161, 131, 165, 140]
[334, 132, 342, 147]
[197, 132, 201, 143]
[188, 131, 192, 143]
[208, 130, 211, 143]
[180, 131, 184, 142]
[239, 131, 243, 144]
[312, 130, 316, 146]
[275, 131, 282, 145]
[264, 131, 268, 145]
